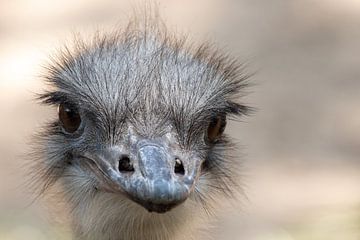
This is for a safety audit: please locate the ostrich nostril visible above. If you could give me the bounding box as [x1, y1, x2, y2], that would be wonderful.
[174, 158, 185, 175]
[118, 155, 134, 173]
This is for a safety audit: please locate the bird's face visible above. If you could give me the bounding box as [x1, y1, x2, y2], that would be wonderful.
[36, 32, 248, 215]
[53, 99, 227, 213]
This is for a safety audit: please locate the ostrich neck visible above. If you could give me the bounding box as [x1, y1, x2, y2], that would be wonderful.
[69, 192, 200, 240]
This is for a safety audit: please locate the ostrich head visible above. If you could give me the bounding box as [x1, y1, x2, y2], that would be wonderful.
[32, 20, 250, 240]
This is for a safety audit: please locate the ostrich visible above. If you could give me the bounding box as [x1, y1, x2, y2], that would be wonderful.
[31, 17, 250, 240]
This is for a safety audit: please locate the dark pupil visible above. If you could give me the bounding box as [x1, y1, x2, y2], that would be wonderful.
[207, 115, 226, 142]
[59, 104, 81, 133]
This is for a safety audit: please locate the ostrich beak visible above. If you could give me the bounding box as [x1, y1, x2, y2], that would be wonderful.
[80, 140, 200, 213]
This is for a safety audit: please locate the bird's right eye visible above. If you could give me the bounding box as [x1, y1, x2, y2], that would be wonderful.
[58, 104, 81, 133]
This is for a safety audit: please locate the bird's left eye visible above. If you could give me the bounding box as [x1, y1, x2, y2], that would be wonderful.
[58, 104, 81, 133]
[206, 115, 226, 143]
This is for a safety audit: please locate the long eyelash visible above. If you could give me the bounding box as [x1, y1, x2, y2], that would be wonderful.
[225, 101, 252, 116]
[38, 91, 75, 107]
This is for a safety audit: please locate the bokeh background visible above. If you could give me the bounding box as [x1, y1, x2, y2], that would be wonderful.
[1, 0, 360, 239]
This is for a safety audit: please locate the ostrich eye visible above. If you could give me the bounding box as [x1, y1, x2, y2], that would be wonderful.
[207, 115, 226, 143]
[58, 104, 81, 133]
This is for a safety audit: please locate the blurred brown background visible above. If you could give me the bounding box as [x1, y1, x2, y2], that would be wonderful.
[1, 0, 360, 239]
